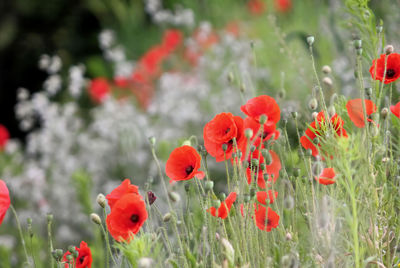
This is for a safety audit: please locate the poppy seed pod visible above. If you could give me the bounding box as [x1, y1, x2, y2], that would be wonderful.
[251, 159, 259, 167]
[308, 98, 318, 110]
[322, 65, 332, 74]
[96, 193, 106, 208]
[90, 213, 102, 225]
[307, 36, 314, 46]
[244, 128, 253, 139]
[68, 245, 76, 254]
[385, 45, 394, 55]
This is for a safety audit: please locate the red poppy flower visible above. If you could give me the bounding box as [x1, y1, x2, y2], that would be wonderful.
[390, 101, 400, 119]
[256, 190, 278, 205]
[166, 145, 205, 183]
[193, 29, 219, 50]
[244, 117, 279, 147]
[207, 192, 237, 219]
[346, 99, 377, 128]
[203, 113, 246, 162]
[0, 125, 10, 151]
[138, 45, 168, 78]
[162, 29, 183, 54]
[0, 180, 10, 226]
[106, 179, 139, 210]
[300, 111, 348, 157]
[275, 0, 292, 13]
[89, 78, 110, 103]
[369, 53, 400, 84]
[245, 149, 281, 189]
[254, 206, 280, 232]
[225, 21, 240, 38]
[241, 95, 280, 127]
[315, 168, 335, 185]
[247, 0, 266, 15]
[106, 193, 148, 242]
[63, 241, 92, 268]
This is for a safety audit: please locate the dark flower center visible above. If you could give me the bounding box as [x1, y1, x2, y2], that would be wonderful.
[387, 68, 396, 78]
[79, 256, 85, 264]
[265, 218, 271, 225]
[131, 214, 139, 223]
[185, 165, 194, 175]
[225, 128, 231, 134]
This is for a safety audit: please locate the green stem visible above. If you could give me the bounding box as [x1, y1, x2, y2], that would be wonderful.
[10, 204, 31, 267]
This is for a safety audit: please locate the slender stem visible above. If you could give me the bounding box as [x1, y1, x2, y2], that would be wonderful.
[99, 223, 116, 266]
[10, 204, 31, 267]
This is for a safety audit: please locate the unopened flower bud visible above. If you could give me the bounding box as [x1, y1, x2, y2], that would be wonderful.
[138, 257, 154, 268]
[357, 48, 363, 56]
[213, 199, 221, 208]
[311, 112, 318, 120]
[381, 107, 389, 119]
[222, 143, 228, 152]
[205, 181, 214, 192]
[308, 98, 318, 110]
[354, 39, 362, 49]
[163, 213, 172, 222]
[240, 83, 246, 93]
[148, 136, 156, 146]
[259, 115, 267, 125]
[243, 194, 251, 202]
[365, 87, 372, 97]
[168, 192, 180, 203]
[96, 193, 106, 208]
[90, 213, 102, 225]
[66, 254, 73, 262]
[328, 106, 336, 117]
[54, 249, 64, 260]
[182, 140, 191, 146]
[260, 163, 266, 171]
[385, 45, 394, 55]
[291, 111, 298, 119]
[285, 232, 292, 241]
[278, 89, 286, 99]
[245, 128, 253, 139]
[251, 159, 259, 167]
[322, 65, 331, 74]
[147, 191, 157, 205]
[322, 77, 333, 88]
[313, 137, 319, 145]
[250, 145, 256, 152]
[47, 213, 54, 223]
[227, 72, 234, 83]
[68, 245, 76, 253]
[293, 168, 300, 177]
[306, 149, 312, 157]
[306, 36, 314, 46]
[376, 25, 383, 33]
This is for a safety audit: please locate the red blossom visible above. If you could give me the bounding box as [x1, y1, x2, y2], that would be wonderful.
[106, 179, 139, 210]
[346, 99, 377, 128]
[0, 180, 10, 226]
[390, 101, 400, 119]
[254, 206, 280, 232]
[63, 241, 92, 268]
[247, 0, 266, 15]
[241, 95, 280, 127]
[166, 145, 204, 183]
[0, 125, 9, 151]
[275, 0, 292, 13]
[316, 168, 336, 185]
[89, 78, 110, 103]
[245, 149, 281, 189]
[369, 53, 400, 84]
[208, 192, 237, 219]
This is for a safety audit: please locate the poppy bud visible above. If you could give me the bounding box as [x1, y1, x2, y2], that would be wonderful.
[365, 87, 372, 97]
[322, 65, 331, 74]
[381, 107, 389, 119]
[311, 112, 318, 120]
[322, 77, 333, 88]
[250, 145, 256, 152]
[181, 140, 191, 146]
[328, 106, 336, 117]
[306, 149, 312, 157]
[168, 191, 180, 203]
[308, 98, 318, 110]
[291, 111, 298, 119]
[376, 25, 383, 33]
[251, 159, 259, 167]
[163, 213, 171, 222]
[205, 181, 214, 192]
[244, 128, 253, 139]
[313, 137, 319, 145]
[138, 257, 154, 268]
[306, 36, 314, 46]
[68, 245, 76, 253]
[148, 136, 156, 146]
[227, 72, 234, 83]
[357, 48, 363, 56]
[240, 83, 246, 93]
[66, 254, 73, 262]
[285, 232, 292, 241]
[278, 89, 286, 99]
[96, 193, 106, 208]
[371, 125, 379, 137]
[293, 168, 300, 177]
[260, 163, 266, 171]
[47, 213, 54, 223]
[354, 39, 362, 49]
[72, 250, 79, 258]
[243, 161, 249, 169]
[147, 191, 157, 205]
[222, 143, 228, 152]
[243, 194, 251, 202]
[54, 249, 63, 260]
[385, 45, 394, 55]
[259, 115, 267, 125]
[90, 213, 102, 225]
[213, 199, 221, 208]
[264, 152, 272, 165]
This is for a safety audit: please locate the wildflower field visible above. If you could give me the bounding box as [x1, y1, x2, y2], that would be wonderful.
[1, 0, 400, 267]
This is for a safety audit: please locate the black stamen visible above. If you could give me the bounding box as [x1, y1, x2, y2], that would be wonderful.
[387, 68, 396, 78]
[185, 166, 194, 175]
[131, 214, 139, 223]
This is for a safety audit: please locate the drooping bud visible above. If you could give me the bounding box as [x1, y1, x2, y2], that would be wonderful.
[291, 111, 298, 119]
[353, 39, 362, 49]
[240, 83, 246, 93]
[322, 77, 333, 88]
[90, 213, 102, 225]
[305, 149, 312, 157]
[205, 181, 214, 192]
[293, 168, 300, 177]
[212, 199, 221, 208]
[357, 48, 363, 56]
[147, 191, 157, 205]
[96, 193, 106, 208]
[250, 145, 256, 152]
[385, 45, 394, 55]
[148, 136, 156, 146]
[168, 191, 180, 203]
[285, 232, 292, 241]
[260, 163, 266, 171]
[365, 87, 372, 97]
[313, 137, 319, 145]
[308, 98, 318, 110]
[163, 213, 171, 222]
[381, 107, 389, 119]
[222, 143, 228, 152]
[306, 36, 314, 46]
[47, 213, 54, 223]
[322, 65, 331, 74]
